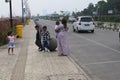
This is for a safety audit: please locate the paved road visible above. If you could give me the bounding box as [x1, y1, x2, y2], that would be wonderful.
[39, 19, 120, 80]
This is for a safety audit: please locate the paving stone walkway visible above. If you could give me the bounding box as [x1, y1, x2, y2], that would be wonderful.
[0, 20, 90, 80]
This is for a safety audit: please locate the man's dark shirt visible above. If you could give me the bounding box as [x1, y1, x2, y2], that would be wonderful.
[36, 31, 40, 41]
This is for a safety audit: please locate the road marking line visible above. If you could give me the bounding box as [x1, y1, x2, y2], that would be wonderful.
[83, 60, 120, 66]
[79, 35, 120, 54]
[77, 35, 120, 65]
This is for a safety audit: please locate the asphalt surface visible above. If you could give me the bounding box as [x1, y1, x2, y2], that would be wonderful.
[39, 19, 120, 80]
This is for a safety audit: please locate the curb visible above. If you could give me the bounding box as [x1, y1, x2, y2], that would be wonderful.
[68, 55, 91, 80]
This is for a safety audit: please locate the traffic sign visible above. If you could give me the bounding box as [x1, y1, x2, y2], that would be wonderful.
[23, 8, 26, 14]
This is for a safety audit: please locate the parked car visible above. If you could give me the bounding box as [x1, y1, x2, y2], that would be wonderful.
[72, 16, 95, 33]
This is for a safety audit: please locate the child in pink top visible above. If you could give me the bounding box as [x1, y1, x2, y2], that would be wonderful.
[6, 31, 15, 55]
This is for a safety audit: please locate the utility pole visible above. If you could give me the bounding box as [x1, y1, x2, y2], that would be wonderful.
[22, 0, 24, 24]
[9, 0, 13, 28]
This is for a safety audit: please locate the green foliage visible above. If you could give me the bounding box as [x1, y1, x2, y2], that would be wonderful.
[0, 30, 9, 46]
[93, 15, 120, 22]
[0, 28, 17, 46]
[96, 22, 104, 28]
[0, 18, 22, 46]
[72, 0, 120, 22]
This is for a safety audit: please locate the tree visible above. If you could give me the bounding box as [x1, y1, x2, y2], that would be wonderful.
[96, 0, 107, 15]
[81, 3, 95, 16]
[72, 12, 77, 18]
[87, 3, 95, 15]
[107, 0, 120, 14]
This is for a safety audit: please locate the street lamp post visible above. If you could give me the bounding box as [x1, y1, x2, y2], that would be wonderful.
[9, 0, 13, 28]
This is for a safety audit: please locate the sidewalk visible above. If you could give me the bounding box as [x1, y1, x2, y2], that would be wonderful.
[0, 20, 90, 80]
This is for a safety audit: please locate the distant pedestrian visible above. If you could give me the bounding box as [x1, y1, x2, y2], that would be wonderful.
[35, 25, 42, 51]
[6, 31, 15, 55]
[55, 18, 69, 56]
[41, 26, 50, 52]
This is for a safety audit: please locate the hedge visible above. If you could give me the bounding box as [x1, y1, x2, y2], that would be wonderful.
[0, 18, 22, 46]
[93, 15, 120, 22]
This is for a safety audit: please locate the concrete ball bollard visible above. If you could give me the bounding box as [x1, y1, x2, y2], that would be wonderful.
[49, 37, 57, 51]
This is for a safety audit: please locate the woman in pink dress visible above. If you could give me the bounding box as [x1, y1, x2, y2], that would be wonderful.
[55, 19, 69, 56]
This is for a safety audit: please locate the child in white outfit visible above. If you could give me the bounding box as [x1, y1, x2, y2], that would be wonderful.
[7, 31, 15, 55]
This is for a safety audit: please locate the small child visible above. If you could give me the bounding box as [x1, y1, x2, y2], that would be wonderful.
[41, 26, 50, 52]
[6, 31, 15, 55]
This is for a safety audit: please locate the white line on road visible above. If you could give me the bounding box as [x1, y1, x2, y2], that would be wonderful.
[83, 60, 120, 66]
[79, 35, 120, 54]
[78, 35, 120, 65]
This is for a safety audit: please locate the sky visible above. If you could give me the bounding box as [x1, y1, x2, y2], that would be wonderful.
[0, 0, 101, 17]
